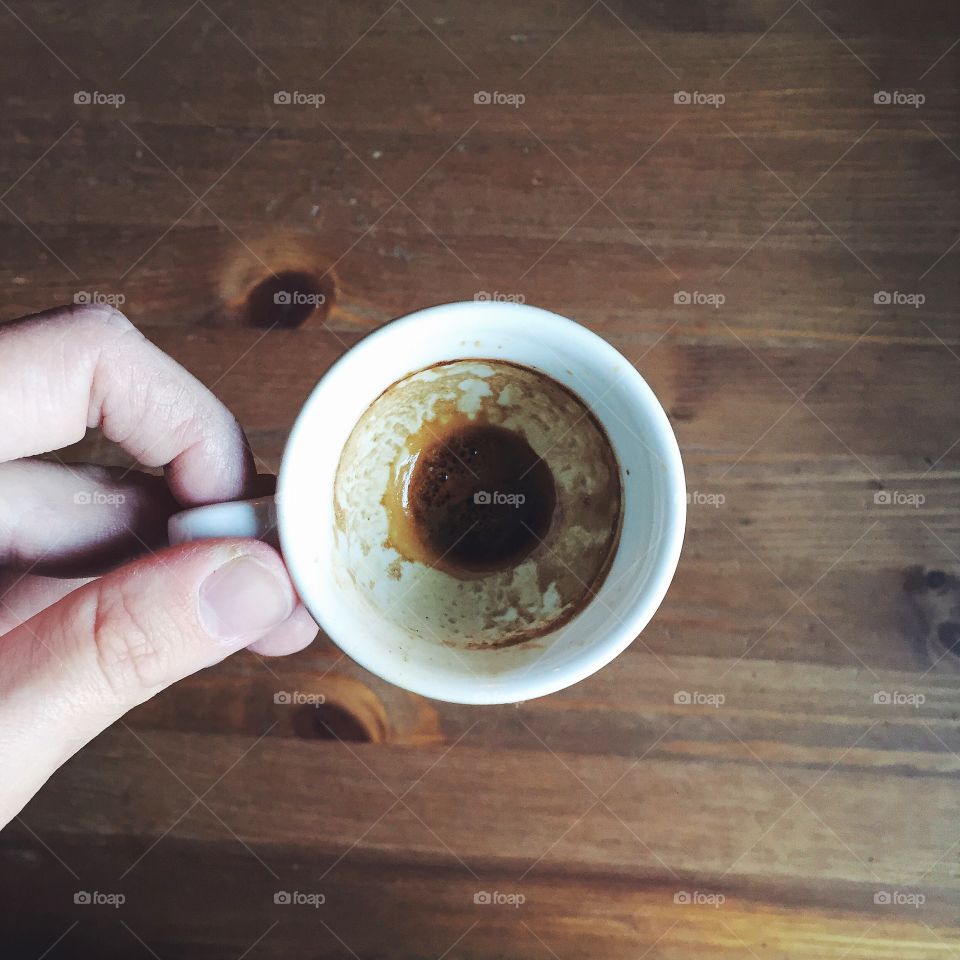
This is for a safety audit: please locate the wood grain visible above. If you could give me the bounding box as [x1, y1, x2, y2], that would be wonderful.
[1, 0, 959, 956]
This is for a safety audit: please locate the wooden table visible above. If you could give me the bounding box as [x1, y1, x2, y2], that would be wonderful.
[2, 1, 959, 956]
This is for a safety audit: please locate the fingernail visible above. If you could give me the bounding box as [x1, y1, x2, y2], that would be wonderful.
[199, 555, 294, 641]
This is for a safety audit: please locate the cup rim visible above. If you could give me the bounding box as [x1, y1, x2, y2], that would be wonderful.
[277, 301, 685, 703]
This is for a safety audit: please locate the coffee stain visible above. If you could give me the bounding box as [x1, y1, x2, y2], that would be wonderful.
[382, 417, 556, 577]
[334, 359, 623, 649]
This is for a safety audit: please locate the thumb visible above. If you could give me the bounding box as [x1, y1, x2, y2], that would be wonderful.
[0, 540, 310, 826]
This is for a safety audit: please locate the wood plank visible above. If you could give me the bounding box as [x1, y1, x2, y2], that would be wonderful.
[123, 646, 960, 767]
[1, 0, 958, 956]
[3, 840, 956, 959]
[12, 728, 960, 912]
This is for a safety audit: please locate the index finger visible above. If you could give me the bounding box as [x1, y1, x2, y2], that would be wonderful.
[0, 304, 255, 505]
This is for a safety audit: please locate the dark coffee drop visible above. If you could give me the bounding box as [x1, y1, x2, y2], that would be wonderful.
[406, 424, 555, 574]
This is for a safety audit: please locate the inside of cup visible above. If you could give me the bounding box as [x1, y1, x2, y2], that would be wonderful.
[332, 358, 624, 650]
[279, 302, 684, 703]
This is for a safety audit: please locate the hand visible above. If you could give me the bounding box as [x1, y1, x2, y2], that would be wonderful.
[0, 304, 318, 827]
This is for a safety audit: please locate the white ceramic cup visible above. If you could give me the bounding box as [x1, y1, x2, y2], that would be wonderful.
[169, 301, 685, 704]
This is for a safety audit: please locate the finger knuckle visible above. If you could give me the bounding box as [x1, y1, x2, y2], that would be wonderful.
[72, 301, 133, 335]
[74, 303, 143, 366]
[89, 580, 172, 695]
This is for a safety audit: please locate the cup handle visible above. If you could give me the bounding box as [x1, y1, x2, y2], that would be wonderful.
[168, 496, 279, 548]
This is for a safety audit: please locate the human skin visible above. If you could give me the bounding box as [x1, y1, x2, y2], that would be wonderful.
[0, 303, 318, 827]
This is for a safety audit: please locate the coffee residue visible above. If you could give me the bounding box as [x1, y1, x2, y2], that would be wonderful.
[384, 417, 556, 577]
[336, 358, 623, 648]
